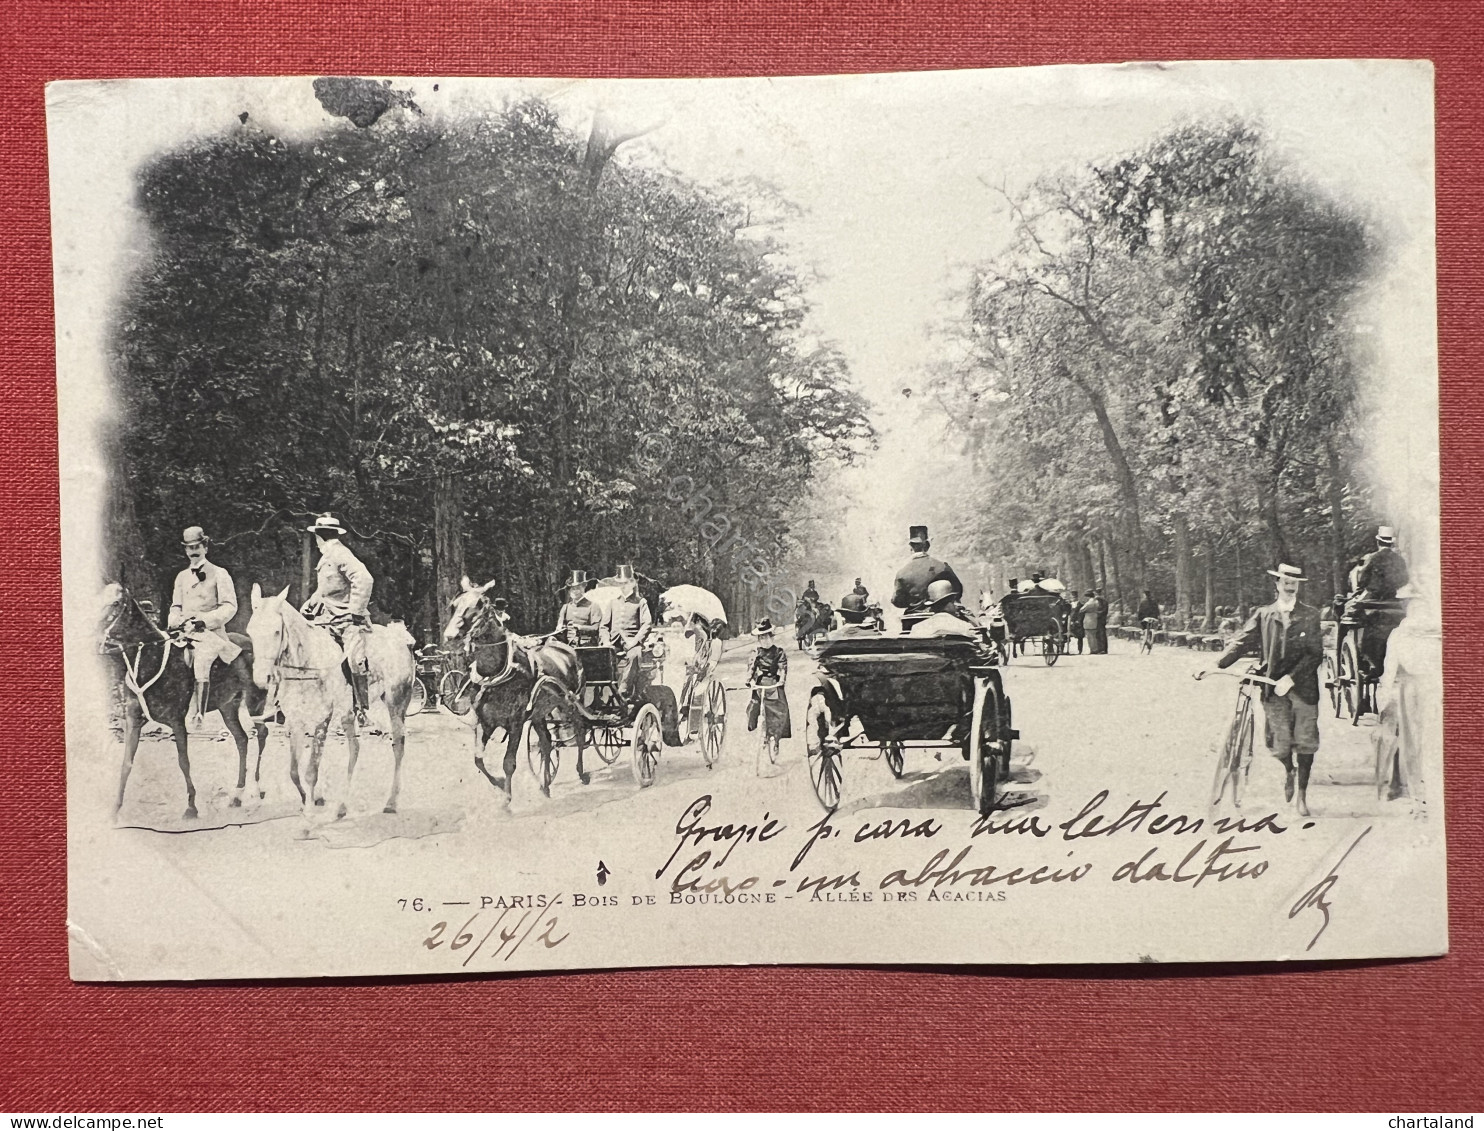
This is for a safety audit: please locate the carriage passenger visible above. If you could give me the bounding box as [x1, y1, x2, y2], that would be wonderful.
[301, 513, 374, 725]
[745, 619, 792, 744]
[609, 564, 654, 698]
[167, 525, 243, 730]
[554, 570, 608, 647]
[907, 579, 980, 638]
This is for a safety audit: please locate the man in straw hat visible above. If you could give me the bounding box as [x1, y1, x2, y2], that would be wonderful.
[167, 525, 243, 730]
[554, 570, 608, 647]
[1215, 561, 1325, 816]
[1355, 525, 1410, 603]
[891, 525, 963, 626]
[609, 563, 654, 698]
[301, 513, 375, 725]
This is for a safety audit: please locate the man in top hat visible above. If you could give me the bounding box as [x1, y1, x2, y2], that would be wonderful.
[608, 564, 654, 698]
[1355, 525, 1410, 603]
[167, 525, 244, 730]
[801, 579, 821, 604]
[891, 525, 963, 622]
[554, 570, 608, 646]
[1215, 562, 1325, 816]
[301, 513, 375, 725]
[908, 578, 980, 638]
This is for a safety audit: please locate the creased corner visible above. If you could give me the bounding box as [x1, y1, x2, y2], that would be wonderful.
[68, 918, 124, 982]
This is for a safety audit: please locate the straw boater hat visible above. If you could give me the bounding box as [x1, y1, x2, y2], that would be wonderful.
[180, 525, 210, 546]
[1266, 563, 1308, 581]
[306, 513, 348, 535]
[1376, 526, 1396, 545]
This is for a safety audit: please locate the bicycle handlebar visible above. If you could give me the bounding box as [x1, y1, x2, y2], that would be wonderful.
[1193, 668, 1278, 686]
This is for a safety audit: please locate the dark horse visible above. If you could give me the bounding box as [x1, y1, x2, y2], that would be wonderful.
[99, 583, 269, 820]
[443, 577, 589, 801]
[794, 598, 834, 649]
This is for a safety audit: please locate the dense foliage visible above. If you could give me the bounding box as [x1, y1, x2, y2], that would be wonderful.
[109, 90, 874, 637]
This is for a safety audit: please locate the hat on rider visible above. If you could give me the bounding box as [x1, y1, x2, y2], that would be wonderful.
[908, 525, 929, 548]
[1376, 525, 1396, 545]
[180, 525, 210, 546]
[1266, 562, 1309, 582]
[306, 513, 348, 535]
[926, 578, 957, 609]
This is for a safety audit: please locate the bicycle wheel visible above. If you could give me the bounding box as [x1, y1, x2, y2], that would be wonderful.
[1322, 652, 1341, 717]
[884, 740, 904, 779]
[408, 676, 429, 716]
[439, 669, 473, 716]
[1140, 629, 1154, 655]
[1210, 691, 1255, 809]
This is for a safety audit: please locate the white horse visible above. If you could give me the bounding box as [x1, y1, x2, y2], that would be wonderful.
[245, 584, 417, 820]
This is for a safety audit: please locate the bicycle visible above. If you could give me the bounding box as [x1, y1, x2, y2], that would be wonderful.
[1140, 617, 1159, 655]
[1194, 665, 1278, 810]
[730, 681, 784, 776]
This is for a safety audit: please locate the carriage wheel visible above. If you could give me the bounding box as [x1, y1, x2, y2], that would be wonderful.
[1322, 653, 1341, 717]
[594, 725, 624, 766]
[631, 704, 663, 788]
[408, 676, 428, 716]
[884, 740, 904, 779]
[1042, 632, 1062, 667]
[969, 678, 1004, 816]
[525, 712, 563, 794]
[439, 669, 474, 716]
[1340, 636, 1363, 724]
[805, 692, 842, 812]
[701, 680, 727, 768]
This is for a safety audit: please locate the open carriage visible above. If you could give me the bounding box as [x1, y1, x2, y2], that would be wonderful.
[1324, 597, 1408, 725]
[801, 634, 1016, 815]
[1000, 592, 1069, 666]
[523, 584, 730, 792]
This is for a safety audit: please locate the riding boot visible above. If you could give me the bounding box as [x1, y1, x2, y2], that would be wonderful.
[351, 671, 370, 727]
[189, 680, 210, 730]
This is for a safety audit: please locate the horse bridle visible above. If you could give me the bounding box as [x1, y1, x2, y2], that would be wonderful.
[99, 596, 177, 726]
[461, 596, 523, 689]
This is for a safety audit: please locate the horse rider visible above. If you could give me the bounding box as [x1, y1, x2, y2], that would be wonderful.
[554, 570, 608, 646]
[609, 563, 654, 698]
[891, 525, 964, 625]
[802, 579, 821, 605]
[167, 525, 243, 730]
[907, 578, 980, 638]
[301, 513, 374, 726]
[839, 580, 867, 621]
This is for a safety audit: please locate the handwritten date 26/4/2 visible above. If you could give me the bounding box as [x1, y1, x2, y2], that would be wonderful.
[416, 899, 569, 968]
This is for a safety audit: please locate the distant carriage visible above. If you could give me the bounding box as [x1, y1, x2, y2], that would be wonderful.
[1324, 596, 1408, 725]
[1000, 592, 1068, 666]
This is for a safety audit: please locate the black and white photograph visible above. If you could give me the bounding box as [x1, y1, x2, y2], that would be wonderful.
[51, 62, 1445, 979]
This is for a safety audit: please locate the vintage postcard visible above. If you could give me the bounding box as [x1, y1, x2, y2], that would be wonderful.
[51, 61, 1445, 980]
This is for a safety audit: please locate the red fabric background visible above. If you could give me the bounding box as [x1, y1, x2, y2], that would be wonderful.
[3, 0, 1481, 1112]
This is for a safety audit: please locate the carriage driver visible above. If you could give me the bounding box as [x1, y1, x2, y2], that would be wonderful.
[609, 564, 654, 699]
[301, 513, 374, 726]
[554, 571, 608, 646]
[167, 525, 243, 730]
[891, 525, 964, 622]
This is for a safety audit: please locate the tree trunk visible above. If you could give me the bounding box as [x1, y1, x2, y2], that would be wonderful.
[1326, 436, 1348, 599]
[1067, 369, 1146, 592]
[1203, 539, 1215, 627]
[1234, 538, 1245, 619]
[1172, 512, 1193, 628]
[300, 531, 314, 608]
[1096, 538, 1108, 594]
[433, 473, 465, 620]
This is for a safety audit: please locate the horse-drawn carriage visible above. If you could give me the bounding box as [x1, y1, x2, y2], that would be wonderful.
[999, 592, 1069, 665]
[801, 632, 1016, 815]
[1324, 597, 1408, 725]
[520, 583, 730, 793]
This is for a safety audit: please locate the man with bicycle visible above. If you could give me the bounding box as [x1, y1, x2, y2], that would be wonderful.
[1137, 590, 1161, 651]
[1213, 562, 1324, 816]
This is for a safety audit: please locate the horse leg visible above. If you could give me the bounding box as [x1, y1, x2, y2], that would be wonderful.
[170, 718, 198, 820]
[114, 703, 143, 819]
[222, 701, 250, 808]
[303, 723, 328, 818]
[574, 715, 590, 787]
[252, 721, 268, 800]
[287, 729, 305, 806]
[383, 708, 406, 815]
[502, 723, 521, 804]
[338, 715, 360, 820]
[472, 716, 505, 794]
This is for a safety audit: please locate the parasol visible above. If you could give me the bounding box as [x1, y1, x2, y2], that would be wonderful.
[659, 584, 728, 624]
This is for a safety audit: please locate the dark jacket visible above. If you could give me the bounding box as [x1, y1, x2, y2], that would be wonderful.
[1356, 547, 1409, 601]
[892, 553, 963, 609]
[1216, 599, 1324, 704]
[1137, 597, 1161, 623]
